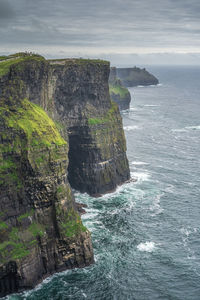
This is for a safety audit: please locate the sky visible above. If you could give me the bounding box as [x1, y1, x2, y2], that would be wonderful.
[1, 0, 200, 65]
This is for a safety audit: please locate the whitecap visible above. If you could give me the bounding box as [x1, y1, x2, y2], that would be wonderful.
[172, 125, 200, 133]
[131, 171, 150, 182]
[131, 161, 149, 166]
[150, 193, 164, 216]
[137, 241, 156, 252]
[129, 107, 138, 111]
[123, 125, 140, 131]
[171, 128, 187, 133]
[185, 125, 200, 130]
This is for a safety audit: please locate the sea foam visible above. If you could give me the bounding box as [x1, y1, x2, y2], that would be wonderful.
[131, 171, 150, 182]
[123, 125, 140, 131]
[137, 241, 156, 252]
[131, 161, 149, 166]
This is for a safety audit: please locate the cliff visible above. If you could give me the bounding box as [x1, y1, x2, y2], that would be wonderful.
[0, 53, 130, 296]
[109, 67, 131, 110]
[116, 67, 159, 87]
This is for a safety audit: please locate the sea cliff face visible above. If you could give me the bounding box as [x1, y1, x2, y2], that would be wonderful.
[0, 54, 130, 296]
[49, 60, 130, 196]
[116, 67, 159, 87]
[109, 67, 131, 110]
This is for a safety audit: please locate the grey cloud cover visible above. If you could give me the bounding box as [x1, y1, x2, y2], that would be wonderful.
[1, 0, 200, 64]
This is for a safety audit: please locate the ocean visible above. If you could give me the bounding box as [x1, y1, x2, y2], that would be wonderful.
[5, 66, 200, 300]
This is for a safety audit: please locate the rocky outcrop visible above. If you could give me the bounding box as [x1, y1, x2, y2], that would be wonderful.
[109, 67, 131, 110]
[0, 53, 130, 296]
[116, 67, 159, 87]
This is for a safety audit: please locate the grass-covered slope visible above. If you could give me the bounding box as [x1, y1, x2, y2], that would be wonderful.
[0, 53, 45, 77]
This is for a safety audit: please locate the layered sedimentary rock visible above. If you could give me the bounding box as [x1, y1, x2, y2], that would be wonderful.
[0, 53, 130, 296]
[116, 67, 159, 87]
[109, 67, 131, 110]
[49, 59, 130, 196]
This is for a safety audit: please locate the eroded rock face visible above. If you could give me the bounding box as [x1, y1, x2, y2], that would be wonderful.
[0, 56, 93, 297]
[49, 60, 130, 196]
[109, 67, 131, 110]
[116, 67, 159, 87]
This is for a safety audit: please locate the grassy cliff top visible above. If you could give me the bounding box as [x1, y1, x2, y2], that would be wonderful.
[0, 53, 45, 77]
[0, 53, 109, 77]
[49, 58, 110, 66]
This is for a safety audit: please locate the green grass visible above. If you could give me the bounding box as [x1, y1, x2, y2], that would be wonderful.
[17, 209, 34, 222]
[0, 98, 67, 188]
[57, 208, 87, 238]
[0, 220, 46, 261]
[109, 84, 129, 98]
[3, 98, 67, 147]
[28, 222, 45, 237]
[0, 54, 45, 77]
[88, 101, 118, 125]
[0, 221, 8, 230]
[0, 56, 9, 61]
[61, 214, 87, 238]
[49, 58, 109, 65]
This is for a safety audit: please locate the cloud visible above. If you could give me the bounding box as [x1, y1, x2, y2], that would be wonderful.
[0, 0, 15, 19]
[1, 0, 200, 64]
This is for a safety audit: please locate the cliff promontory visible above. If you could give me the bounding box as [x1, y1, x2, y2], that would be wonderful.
[109, 67, 131, 110]
[116, 67, 159, 87]
[0, 53, 130, 296]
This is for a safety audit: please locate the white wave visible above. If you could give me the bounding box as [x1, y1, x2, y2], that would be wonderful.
[129, 107, 138, 111]
[123, 125, 140, 131]
[172, 128, 187, 133]
[131, 171, 150, 182]
[172, 125, 200, 133]
[131, 161, 149, 166]
[165, 184, 174, 193]
[150, 193, 164, 216]
[180, 227, 198, 237]
[137, 241, 156, 252]
[185, 125, 200, 130]
[136, 84, 162, 88]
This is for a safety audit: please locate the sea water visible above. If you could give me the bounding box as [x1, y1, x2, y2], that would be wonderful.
[6, 66, 200, 299]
